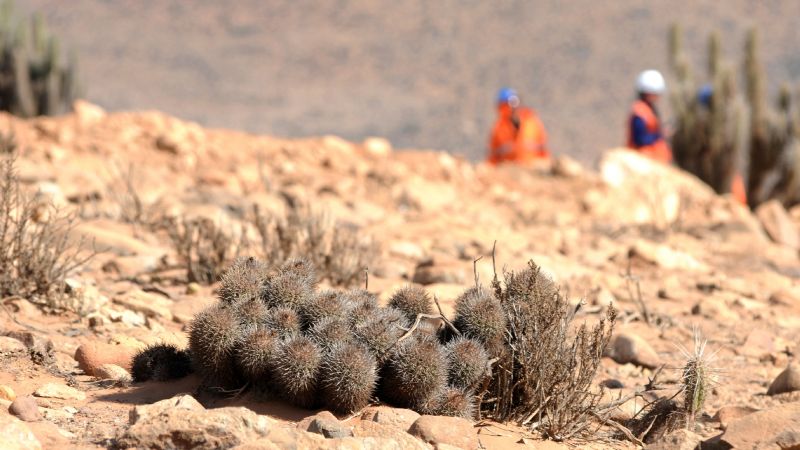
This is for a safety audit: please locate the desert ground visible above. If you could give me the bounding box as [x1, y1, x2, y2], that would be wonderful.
[0, 101, 799, 449]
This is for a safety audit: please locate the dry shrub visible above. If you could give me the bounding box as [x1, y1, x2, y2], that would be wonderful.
[0, 138, 94, 305]
[485, 261, 616, 441]
[251, 204, 377, 287]
[163, 216, 243, 284]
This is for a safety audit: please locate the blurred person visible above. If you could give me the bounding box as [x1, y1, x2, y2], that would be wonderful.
[627, 70, 673, 163]
[487, 87, 550, 165]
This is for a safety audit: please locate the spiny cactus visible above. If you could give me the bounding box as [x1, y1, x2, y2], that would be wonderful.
[352, 307, 409, 361]
[236, 329, 279, 380]
[0, 3, 80, 117]
[388, 285, 433, 321]
[380, 337, 448, 409]
[681, 335, 715, 428]
[131, 344, 193, 382]
[319, 341, 378, 413]
[232, 297, 270, 332]
[218, 256, 267, 304]
[188, 304, 244, 388]
[445, 337, 489, 391]
[307, 317, 352, 351]
[272, 335, 322, 408]
[298, 290, 346, 328]
[278, 257, 318, 286]
[452, 287, 506, 351]
[669, 24, 800, 208]
[424, 386, 476, 419]
[260, 270, 314, 310]
[265, 306, 301, 338]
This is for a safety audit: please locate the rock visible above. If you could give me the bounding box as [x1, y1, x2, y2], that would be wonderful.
[599, 149, 716, 225]
[399, 177, 458, 212]
[74, 342, 137, 376]
[756, 200, 800, 249]
[770, 287, 800, 307]
[361, 405, 421, 431]
[645, 429, 702, 450]
[353, 420, 428, 449]
[129, 394, 204, 423]
[95, 364, 132, 383]
[73, 100, 106, 127]
[737, 329, 779, 359]
[605, 333, 662, 369]
[363, 137, 392, 157]
[186, 282, 201, 295]
[412, 261, 467, 285]
[631, 240, 709, 273]
[0, 384, 16, 401]
[712, 405, 760, 430]
[408, 415, 478, 450]
[389, 241, 426, 260]
[9, 396, 41, 422]
[0, 414, 41, 450]
[296, 411, 338, 432]
[113, 290, 173, 321]
[33, 383, 86, 401]
[552, 155, 584, 178]
[240, 427, 411, 450]
[118, 394, 270, 450]
[0, 336, 27, 354]
[719, 401, 800, 448]
[307, 416, 353, 439]
[4, 331, 55, 364]
[768, 363, 800, 395]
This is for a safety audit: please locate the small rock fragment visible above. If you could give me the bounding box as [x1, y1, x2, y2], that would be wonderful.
[95, 364, 132, 383]
[0, 336, 27, 354]
[0, 384, 16, 401]
[0, 414, 41, 449]
[605, 333, 662, 369]
[34, 383, 86, 401]
[9, 396, 41, 422]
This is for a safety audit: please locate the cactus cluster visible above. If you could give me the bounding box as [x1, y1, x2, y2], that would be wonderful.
[179, 257, 492, 415]
[132, 257, 614, 438]
[0, 2, 80, 117]
[669, 24, 800, 208]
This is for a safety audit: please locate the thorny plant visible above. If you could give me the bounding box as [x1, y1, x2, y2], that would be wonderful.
[0, 137, 95, 307]
[250, 203, 377, 287]
[163, 216, 245, 284]
[482, 261, 617, 441]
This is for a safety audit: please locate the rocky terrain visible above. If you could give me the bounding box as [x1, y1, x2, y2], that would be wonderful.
[1, 102, 800, 449]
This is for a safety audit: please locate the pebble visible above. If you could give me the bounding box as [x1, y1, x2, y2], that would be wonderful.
[34, 383, 86, 401]
[95, 364, 132, 383]
[0, 336, 27, 353]
[9, 396, 41, 422]
[0, 384, 16, 401]
[605, 333, 662, 369]
[768, 363, 800, 395]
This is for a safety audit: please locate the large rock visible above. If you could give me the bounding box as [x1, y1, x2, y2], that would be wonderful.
[118, 395, 271, 449]
[408, 415, 478, 450]
[718, 401, 800, 448]
[645, 429, 702, 450]
[0, 415, 41, 450]
[756, 200, 800, 249]
[768, 363, 800, 395]
[361, 406, 421, 431]
[74, 342, 137, 376]
[712, 405, 759, 430]
[605, 333, 662, 369]
[598, 149, 716, 226]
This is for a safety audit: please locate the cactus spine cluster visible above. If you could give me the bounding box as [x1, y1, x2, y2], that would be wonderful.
[0, 2, 80, 117]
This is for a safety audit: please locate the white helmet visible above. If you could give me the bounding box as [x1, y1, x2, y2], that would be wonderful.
[636, 70, 666, 95]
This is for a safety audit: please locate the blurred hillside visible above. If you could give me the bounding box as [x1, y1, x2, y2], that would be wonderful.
[21, 0, 800, 162]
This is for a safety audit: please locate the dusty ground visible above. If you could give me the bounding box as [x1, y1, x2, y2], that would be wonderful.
[20, 0, 800, 162]
[0, 103, 799, 448]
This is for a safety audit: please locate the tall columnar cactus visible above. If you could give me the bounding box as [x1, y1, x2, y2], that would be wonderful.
[0, 2, 79, 117]
[669, 24, 800, 208]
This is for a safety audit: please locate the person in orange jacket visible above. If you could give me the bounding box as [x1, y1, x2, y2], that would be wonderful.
[627, 70, 673, 164]
[487, 88, 550, 165]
